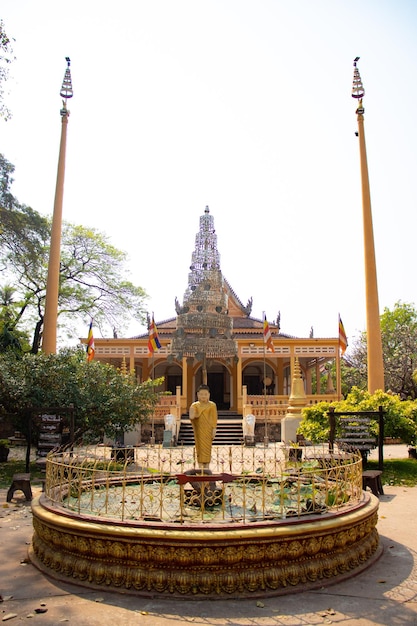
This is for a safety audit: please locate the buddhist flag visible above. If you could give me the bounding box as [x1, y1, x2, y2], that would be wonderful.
[148, 316, 161, 354]
[339, 314, 348, 356]
[263, 313, 275, 352]
[86, 320, 95, 362]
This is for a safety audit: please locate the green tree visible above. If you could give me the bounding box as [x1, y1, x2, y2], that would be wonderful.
[380, 302, 417, 399]
[0, 285, 30, 353]
[341, 302, 417, 399]
[1, 155, 51, 351]
[339, 345, 368, 395]
[0, 153, 18, 210]
[57, 223, 147, 343]
[0, 20, 14, 121]
[0, 156, 148, 351]
[0, 348, 162, 440]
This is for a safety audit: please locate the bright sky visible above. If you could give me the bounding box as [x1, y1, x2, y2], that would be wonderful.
[2, 0, 417, 349]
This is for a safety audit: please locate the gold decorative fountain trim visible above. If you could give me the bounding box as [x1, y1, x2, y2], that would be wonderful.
[30, 445, 381, 597]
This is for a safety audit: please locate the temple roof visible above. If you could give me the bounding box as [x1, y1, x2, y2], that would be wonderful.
[223, 278, 252, 317]
[131, 307, 294, 341]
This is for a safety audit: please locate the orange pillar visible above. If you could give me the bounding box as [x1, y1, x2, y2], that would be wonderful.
[43, 60, 73, 354]
[234, 354, 242, 412]
[42, 113, 68, 354]
[353, 61, 384, 393]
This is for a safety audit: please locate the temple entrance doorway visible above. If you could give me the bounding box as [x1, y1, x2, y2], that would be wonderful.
[167, 374, 182, 395]
[207, 372, 227, 410]
[195, 363, 230, 410]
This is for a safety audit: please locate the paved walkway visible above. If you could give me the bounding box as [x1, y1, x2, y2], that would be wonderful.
[0, 445, 416, 625]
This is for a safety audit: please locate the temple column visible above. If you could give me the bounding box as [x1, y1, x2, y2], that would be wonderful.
[276, 359, 284, 395]
[143, 360, 150, 381]
[305, 365, 312, 394]
[186, 358, 194, 408]
[316, 360, 321, 394]
[234, 356, 242, 412]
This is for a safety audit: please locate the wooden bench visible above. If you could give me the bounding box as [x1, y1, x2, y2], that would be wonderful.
[362, 470, 384, 496]
[7, 473, 33, 502]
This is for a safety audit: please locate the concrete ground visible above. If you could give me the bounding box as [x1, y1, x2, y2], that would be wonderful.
[0, 445, 416, 625]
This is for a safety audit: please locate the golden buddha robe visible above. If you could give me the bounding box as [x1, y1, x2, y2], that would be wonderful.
[189, 400, 218, 464]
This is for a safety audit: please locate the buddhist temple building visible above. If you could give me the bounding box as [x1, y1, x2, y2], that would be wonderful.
[88, 206, 342, 445]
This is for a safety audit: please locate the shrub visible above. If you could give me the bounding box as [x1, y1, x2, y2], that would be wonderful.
[298, 387, 417, 446]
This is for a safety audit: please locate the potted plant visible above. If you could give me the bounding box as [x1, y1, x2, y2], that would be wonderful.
[288, 441, 303, 462]
[0, 439, 10, 462]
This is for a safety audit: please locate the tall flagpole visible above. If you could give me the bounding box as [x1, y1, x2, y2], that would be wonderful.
[263, 342, 268, 446]
[150, 350, 155, 446]
[148, 312, 160, 446]
[352, 58, 384, 393]
[262, 311, 269, 446]
[43, 58, 73, 354]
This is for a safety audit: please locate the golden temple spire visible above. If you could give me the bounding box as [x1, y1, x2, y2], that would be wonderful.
[170, 207, 237, 384]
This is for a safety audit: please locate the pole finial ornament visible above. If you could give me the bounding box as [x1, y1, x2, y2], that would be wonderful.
[60, 57, 73, 116]
[352, 57, 365, 101]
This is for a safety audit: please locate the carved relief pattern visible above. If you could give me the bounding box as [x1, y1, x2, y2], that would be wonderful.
[31, 505, 379, 597]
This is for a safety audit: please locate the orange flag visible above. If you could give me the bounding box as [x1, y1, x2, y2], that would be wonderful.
[263, 314, 275, 352]
[86, 320, 95, 362]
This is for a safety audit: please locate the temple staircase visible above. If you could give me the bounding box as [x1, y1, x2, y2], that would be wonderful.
[177, 412, 243, 446]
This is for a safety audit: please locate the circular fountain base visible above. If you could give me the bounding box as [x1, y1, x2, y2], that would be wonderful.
[30, 492, 380, 598]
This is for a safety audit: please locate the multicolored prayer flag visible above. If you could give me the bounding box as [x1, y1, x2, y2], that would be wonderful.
[148, 316, 162, 354]
[86, 320, 95, 362]
[263, 313, 275, 352]
[338, 314, 348, 356]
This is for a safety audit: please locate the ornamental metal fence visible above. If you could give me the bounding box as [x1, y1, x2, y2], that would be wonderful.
[43, 444, 363, 525]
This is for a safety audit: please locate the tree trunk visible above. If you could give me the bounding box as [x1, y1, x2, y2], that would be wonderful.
[31, 318, 43, 354]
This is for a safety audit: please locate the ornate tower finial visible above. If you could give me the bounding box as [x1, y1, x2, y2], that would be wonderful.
[60, 57, 73, 115]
